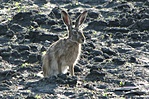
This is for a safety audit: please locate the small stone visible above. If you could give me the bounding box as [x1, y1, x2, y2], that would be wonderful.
[113, 3, 133, 10]
[57, 74, 78, 85]
[125, 91, 146, 96]
[11, 44, 30, 51]
[6, 30, 14, 38]
[0, 87, 9, 91]
[31, 21, 39, 28]
[39, 33, 59, 42]
[98, 85, 107, 89]
[30, 45, 38, 52]
[144, 65, 149, 68]
[85, 68, 106, 81]
[64, 92, 74, 96]
[84, 84, 96, 90]
[103, 53, 110, 59]
[138, 19, 149, 31]
[67, 76, 78, 86]
[0, 24, 7, 35]
[19, 45, 30, 51]
[127, 42, 145, 48]
[41, 46, 46, 52]
[129, 56, 137, 63]
[90, 66, 102, 72]
[79, 60, 88, 65]
[0, 37, 9, 43]
[112, 58, 125, 65]
[101, 47, 117, 56]
[86, 20, 107, 31]
[92, 49, 103, 56]
[90, 70, 106, 76]
[57, 74, 67, 80]
[108, 19, 119, 27]
[1, 52, 10, 58]
[115, 86, 138, 91]
[0, 56, 2, 61]
[74, 65, 82, 72]
[20, 50, 30, 56]
[130, 33, 141, 40]
[29, 30, 40, 42]
[47, 19, 57, 26]
[34, 14, 48, 25]
[117, 47, 131, 53]
[88, 42, 96, 49]
[0, 70, 16, 76]
[88, 11, 99, 19]
[0, 46, 11, 52]
[11, 50, 20, 58]
[26, 96, 36, 99]
[13, 59, 24, 65]
[106, 27, 129, 33]
[27, 53, 39, 63]
[48, 7, 61, 19]
[94, 56, 104, 62]
[10, 23, 24, 32]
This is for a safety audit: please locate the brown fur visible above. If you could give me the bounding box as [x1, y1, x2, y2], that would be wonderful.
[42, 10, 87, 77]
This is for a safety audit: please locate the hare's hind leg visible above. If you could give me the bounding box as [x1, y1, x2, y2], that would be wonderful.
[57, 59, 69, 75]
[42, 54, 51, 77]
[57, 59, 62, 74]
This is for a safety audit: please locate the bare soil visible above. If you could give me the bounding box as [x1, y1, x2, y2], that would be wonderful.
[0, 0, 149, 98]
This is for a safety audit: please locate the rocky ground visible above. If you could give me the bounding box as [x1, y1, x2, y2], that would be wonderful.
[0, 0, 149, 98]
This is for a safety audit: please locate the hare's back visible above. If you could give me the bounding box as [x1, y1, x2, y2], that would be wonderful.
[53, 38, 80, 62]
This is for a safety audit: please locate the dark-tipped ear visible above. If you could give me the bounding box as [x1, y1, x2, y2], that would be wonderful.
[75, 11, 88, 28]
[61, 10, 71, 26]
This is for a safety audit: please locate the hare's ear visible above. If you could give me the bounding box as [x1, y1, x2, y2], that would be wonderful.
[75, 11, 88, 28]
[61, 10, 72, 26]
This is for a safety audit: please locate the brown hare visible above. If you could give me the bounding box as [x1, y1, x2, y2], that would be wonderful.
[42, 10, 88, 77]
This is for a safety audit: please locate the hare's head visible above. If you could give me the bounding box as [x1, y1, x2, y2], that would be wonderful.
[61, 10, 88, 44]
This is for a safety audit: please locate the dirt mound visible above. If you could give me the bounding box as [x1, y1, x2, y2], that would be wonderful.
[0, 0, 149, 98]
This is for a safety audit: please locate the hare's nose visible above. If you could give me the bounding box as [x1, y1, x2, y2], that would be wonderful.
[82, 38, 84, 41]
[82, 38, 85, 42]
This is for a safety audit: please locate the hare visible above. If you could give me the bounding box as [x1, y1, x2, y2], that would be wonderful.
[42, 10, 88, 77]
